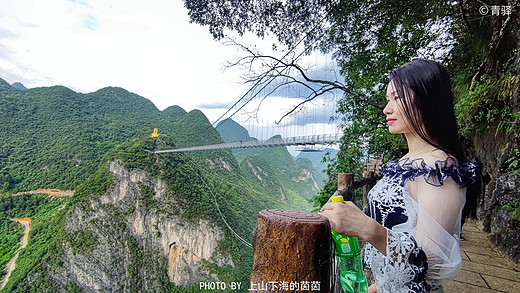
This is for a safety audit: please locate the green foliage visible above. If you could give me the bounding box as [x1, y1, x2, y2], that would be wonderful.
[240, 155, 283, 192]
[66, 282, 84, 293]
[80, 135, 288, 288]
[216, 118, 254, 144]
[295, 149, 339, 183]
[313, 180, 338, 211]
[503, 199, 520, 222]
[216, 120, 321, 204]
[136, 182, 157, 211]
[454, 75, 520, 172]
[0, 217, 24, 275]
[0, 82, 186, 193]
[73, 164, 114, 200]
[67, 230, 98, 254]
[0, 78, 316, 290]
[455, 76, 519, 136]
[0, 194, 68, 292]
[170, 109, 224, 149]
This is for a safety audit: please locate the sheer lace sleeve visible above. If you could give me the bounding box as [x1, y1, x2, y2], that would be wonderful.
[413, 174, 466, 284]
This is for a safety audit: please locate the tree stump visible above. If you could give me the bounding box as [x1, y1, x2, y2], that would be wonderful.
[250, 209, 331, 292]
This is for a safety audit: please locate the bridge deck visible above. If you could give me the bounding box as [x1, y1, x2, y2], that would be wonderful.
[150, 134, 342, 153]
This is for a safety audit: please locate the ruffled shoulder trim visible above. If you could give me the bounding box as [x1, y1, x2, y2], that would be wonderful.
[382, 157, 479, 187]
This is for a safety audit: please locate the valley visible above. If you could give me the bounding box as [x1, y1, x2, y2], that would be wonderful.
[0, 218, 30, 291]
[0, 78, 331, 292]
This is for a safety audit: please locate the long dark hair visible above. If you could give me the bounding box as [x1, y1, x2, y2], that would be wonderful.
[389, 59, 466, 163]
[390, 60, 480, 219]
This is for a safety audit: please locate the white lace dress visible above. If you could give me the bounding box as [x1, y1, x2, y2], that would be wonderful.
[364, 158, 478, 292]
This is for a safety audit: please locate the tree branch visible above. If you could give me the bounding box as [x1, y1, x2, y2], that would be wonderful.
[224, 38, 384, 124]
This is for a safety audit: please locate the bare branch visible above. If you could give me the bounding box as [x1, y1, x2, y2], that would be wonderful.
[223, 38, 384, 125]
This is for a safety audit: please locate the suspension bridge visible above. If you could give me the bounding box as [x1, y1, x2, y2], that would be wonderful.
[148, 133, 342, 154]
[145, 31, 347, 154]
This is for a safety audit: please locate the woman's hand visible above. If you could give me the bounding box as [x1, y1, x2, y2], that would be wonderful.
[319, 201, 370, 238]
[320, 201, 388, 254]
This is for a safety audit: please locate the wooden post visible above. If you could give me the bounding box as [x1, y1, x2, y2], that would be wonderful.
[337, 173, 354, 201]
[250, 209, 331, 292]
[362, 171, 374, 215]
[362, 158, 381, 215]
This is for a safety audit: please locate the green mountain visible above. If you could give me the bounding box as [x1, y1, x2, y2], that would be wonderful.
[216, 118, 323, 201]
[1, 136, 300, 292]
[0, 77, 314, 291]
[215, 118, 254, 143]
[296, 148, 339, 181]
[10, 82, 26, 90]
[0, 78, 186, 193]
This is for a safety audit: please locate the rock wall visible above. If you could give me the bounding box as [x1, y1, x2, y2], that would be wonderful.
[474, 128, 520, 264]
[52, 160, 233, 292]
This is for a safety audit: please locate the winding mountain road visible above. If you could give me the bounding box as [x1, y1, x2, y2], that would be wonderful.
[0, 217, 31, 290]
[1, 189, 74, 197]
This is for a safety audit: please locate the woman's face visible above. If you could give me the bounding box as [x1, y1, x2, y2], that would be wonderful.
[384, 81, 413, 135]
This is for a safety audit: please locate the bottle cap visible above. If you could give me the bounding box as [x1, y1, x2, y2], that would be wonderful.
[331, 195, 344, 203]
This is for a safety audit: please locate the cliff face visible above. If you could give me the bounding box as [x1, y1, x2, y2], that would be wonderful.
[475, 129, 520, 263]
[291, 168, 320, 191]
[53, 160, 233, 292]
[473, 5, 520, 264]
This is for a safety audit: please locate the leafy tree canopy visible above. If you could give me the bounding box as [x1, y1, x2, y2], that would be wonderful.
[184, 0, 519, 207]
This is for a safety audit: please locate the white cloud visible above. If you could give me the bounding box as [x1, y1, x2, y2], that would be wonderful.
[0, 0, 247, 112]
[0, 0, 343, 138]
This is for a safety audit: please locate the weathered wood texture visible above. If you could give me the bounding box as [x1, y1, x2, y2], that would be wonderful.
[250, 209, 331, 292]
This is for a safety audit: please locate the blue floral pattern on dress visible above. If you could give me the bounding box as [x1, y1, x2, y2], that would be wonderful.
[364, 158, 478, 292]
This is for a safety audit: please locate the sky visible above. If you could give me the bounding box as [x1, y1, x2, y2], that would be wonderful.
[0, 0, 344, 145]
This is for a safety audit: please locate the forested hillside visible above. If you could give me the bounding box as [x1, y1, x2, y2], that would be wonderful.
[217, 118, 323, 202]
[0, 78, 186, 193]
[0, 79, 314, 291]
[1, 135, 304, 292]
[296, 148, 339, 181]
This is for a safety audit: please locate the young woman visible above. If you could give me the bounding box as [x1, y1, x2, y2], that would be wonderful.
[320, 60, 478, 292]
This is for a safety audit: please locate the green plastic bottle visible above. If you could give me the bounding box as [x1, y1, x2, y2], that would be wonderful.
[330, 195, 368, 293]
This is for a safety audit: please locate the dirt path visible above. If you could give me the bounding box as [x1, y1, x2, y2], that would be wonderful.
[0, 218, 31, 290]
[1, 188, 74, 198]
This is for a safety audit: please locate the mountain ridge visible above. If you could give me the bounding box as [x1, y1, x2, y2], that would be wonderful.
[0, 76, 317, 291]
[216, 118, 324, 201]
[0, 81, 186, 193]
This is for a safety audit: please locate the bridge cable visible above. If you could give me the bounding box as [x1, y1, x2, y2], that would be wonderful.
[179, 153, 253, 249]
[218, 33, 325, 130]
[156, 137, 253, 249]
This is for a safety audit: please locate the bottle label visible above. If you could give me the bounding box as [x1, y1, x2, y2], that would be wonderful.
[331, 230, 360, 257]
[341, 243, 351, 254]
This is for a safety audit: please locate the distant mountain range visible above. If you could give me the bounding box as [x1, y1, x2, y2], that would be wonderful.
[216, 118, 328, 200]
[0, 77, 316, 291]
[10, 82, 26, 90]
[296, 147, 339, 180]
[0, 77, 186, 192]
